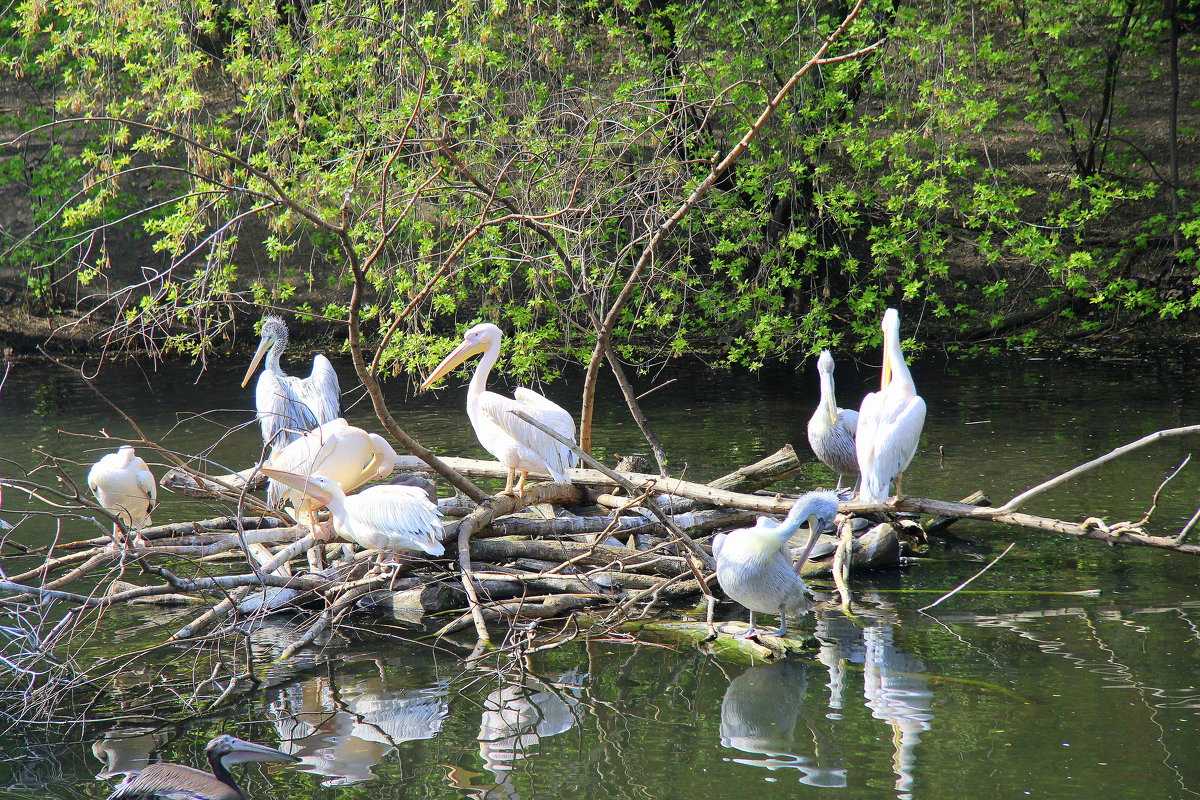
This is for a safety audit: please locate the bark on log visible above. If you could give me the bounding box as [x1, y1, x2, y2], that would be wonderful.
[469, 538, 694, 578]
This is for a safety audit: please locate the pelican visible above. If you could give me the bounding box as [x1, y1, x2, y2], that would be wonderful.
[106, 734, 299, 800]
[242, 315, 340, 454]
[419, 323, 577, 496]
[259, 468, 445, 556]
[807, 350, 859, 490]
[855, 308, 926, 503]
[713, 490, 840, 638]
[87, 446, 156, 544]
[264, 418, 398, 518]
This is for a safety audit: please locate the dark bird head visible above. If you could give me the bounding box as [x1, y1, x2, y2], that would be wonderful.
[206, 734, 299, 768]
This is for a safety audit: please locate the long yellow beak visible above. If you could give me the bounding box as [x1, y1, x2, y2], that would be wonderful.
[419, 337, 487, 391]
[795, 513, 824, 572]
[258, 467, 333, 506]
[880, 336, 893, 390]
[242, 336, 273, 388]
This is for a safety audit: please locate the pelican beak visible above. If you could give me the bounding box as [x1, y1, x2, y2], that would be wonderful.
[220, 737, 300, 765]
[419, 336, 487, 391]
[795, 513, 825, 572]
[258, 467, 333, 507]
[881, 341, 893, 390]
[241, 336, 273, 388]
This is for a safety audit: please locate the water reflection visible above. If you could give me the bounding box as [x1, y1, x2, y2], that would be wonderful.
[270, 665, 448, 786]
[719, 659, 846, 786]
[90, 727, 167, 780]
[471, 669, 587, 799]
[719, 607, 932, 795]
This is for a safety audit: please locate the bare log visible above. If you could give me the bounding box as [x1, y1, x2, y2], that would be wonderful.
[704, 444, 806, 494]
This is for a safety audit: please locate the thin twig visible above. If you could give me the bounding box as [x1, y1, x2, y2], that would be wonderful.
[917, 542, 1017, 613]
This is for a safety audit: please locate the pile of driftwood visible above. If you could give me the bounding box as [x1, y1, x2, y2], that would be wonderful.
[5, 423, 1199, 670]
[3, 445, 908, 662]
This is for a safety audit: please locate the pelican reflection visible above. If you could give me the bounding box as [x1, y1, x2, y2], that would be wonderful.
[477, 670, 587, 787]
[814, 607, 933, 798]
[271, 671, 448, 786]
[718, 659, 846, 787]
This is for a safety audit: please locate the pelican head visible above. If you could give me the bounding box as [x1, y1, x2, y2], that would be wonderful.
[207, 734, 299, 768]
[880, 308, 899, 389]
[113, 445, 137, 466]
[788, 490, 841, 569]
[258, 467, 339, 508]
[242, 316, 288, 388]
[419, 322, 501, 391]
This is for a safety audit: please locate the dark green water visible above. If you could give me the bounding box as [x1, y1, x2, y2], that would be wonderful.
[1, 348, 1199, 799]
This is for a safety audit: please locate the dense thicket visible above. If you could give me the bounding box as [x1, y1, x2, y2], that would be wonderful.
[0, 0, 1196, 375]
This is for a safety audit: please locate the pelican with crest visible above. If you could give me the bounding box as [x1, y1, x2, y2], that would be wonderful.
[855, 308, 926, 503]
[242, 315, 340, 455]
[713, 490, 840, 638]
[419, 323, 577, 496]
[106, 734, 299, 800]
[807, 349, 859, 491]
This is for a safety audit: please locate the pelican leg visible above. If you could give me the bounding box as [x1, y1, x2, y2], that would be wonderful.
[835, 474, 844, 491]
[892, 471, 905, 502]
[504, 468, 516, 494]
[514, 470, 529, 497]
[772, 607, 788, 638]
[306, 510, 326, 572]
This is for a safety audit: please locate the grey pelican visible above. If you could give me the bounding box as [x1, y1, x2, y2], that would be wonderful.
[258, 468, 445, 556]
[106, 734, 299, 800]
[419, 322, 577, 495]
[806, 349, 859, 489]
[242, 315, 340, 454]
[264, 418, 397, 519]
[87, 446, 156, 543]
[855, 308, 926, 503]
[713, 490, 840, 638]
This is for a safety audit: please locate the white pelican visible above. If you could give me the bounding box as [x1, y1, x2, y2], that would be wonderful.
[713, 490, 840, 638]
[242, 316, 340, 454]
[259, 468, 445, 556]
[807, 349, 859, 490]
[264, 418, 398, 519]
[855, 308, 926, 503]
[419, 322, 577, 496]
[107, 734, 299, 800]
[87, 446, 156, 542]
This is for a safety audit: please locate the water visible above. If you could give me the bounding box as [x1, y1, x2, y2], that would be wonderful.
[1, 349, 1200, 799]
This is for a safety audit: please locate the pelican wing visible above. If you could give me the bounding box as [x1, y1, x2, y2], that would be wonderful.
[342, 485, 445, 556]
[135, 463, 157, 516]
[256, 370, 320, 451]
[294, 354, 341, 427]
[481, 388, 578, 483]
[856, 390, 926, 503]
[840, 407, 859, 436]
[109, 763, 229, 800]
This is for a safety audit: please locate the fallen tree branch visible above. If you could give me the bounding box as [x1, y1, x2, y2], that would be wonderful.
[994, 424, 1200, 513]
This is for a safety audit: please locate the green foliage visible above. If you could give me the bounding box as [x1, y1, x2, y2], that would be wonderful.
[2, 0, 1195, 369]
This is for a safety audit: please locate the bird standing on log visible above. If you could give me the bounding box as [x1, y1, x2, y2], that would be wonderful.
[419, 323, 577, 496]
[264, 418, 398, 521]
[87, 446, 156, 545]
[855, 308, 926, 503]
[258, 468, 445, 556]
[713, 490, 840, 638]
[242, 315, 340, 455]
[807, 349, 859, 491]
[106, 734, 299, 800]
